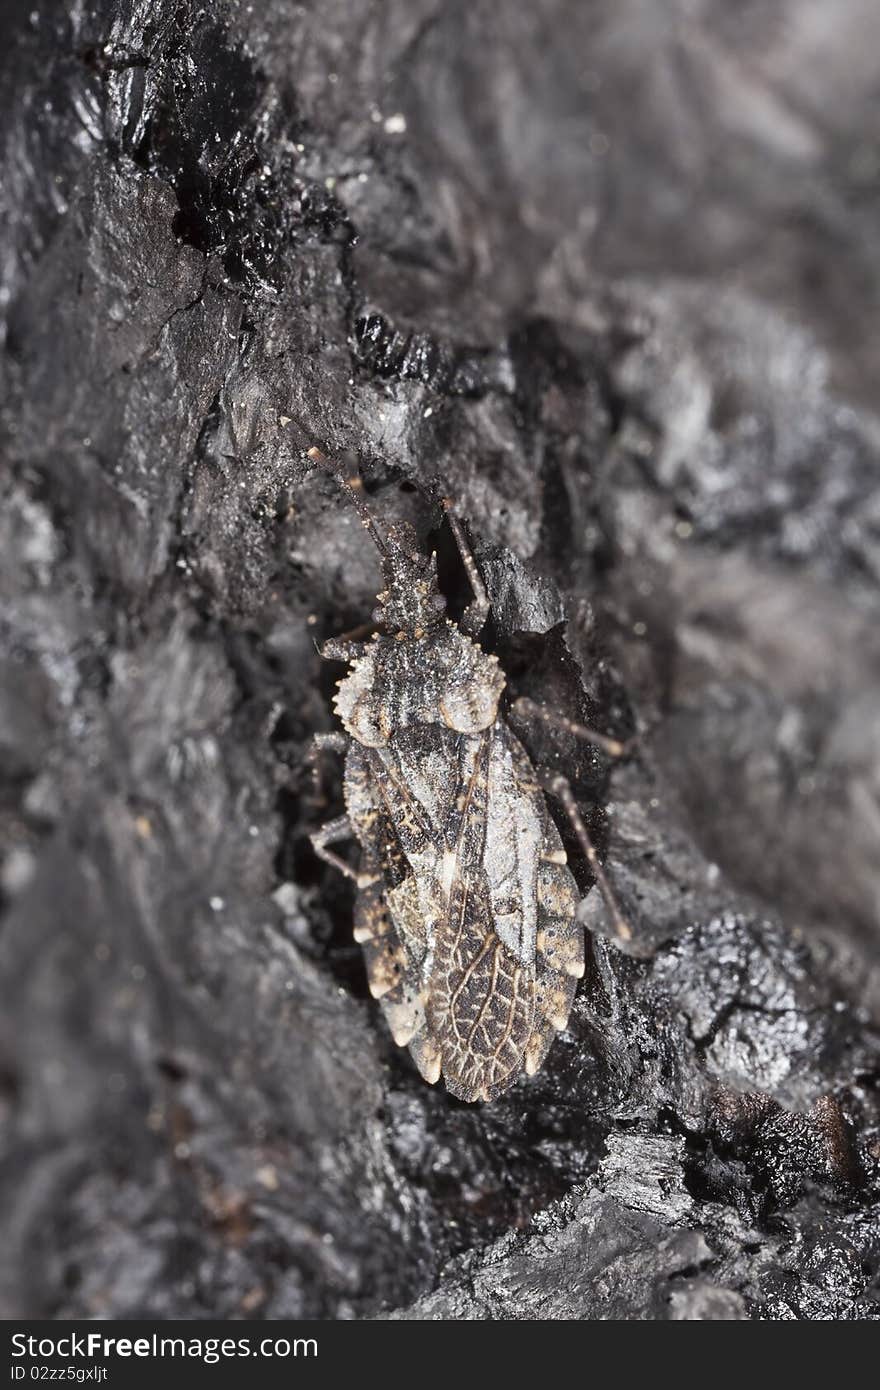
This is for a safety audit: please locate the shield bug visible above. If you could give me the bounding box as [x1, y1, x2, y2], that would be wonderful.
[306, 448, 630, 1102]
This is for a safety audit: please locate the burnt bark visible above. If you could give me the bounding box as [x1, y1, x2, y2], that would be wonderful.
[1, 0, 878, 1319]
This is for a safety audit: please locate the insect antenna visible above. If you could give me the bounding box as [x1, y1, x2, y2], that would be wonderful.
[306, 447, 389, 558]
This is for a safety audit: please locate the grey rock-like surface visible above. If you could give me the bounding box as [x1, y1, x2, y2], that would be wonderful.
[391, 1136, 738, 1320]
[1, 0, 878, 1320]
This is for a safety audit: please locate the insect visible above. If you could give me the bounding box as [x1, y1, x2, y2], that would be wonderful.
[306, 448, 630, 1102]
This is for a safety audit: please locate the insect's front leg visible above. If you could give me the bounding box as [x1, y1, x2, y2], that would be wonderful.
[318, 620, 376, 662]
[306, 730, 348, 803]
[442, 500, 490, 639]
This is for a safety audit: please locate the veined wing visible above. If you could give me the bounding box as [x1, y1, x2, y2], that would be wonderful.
[426, 863, 536, 1102]
[431, 727, 537, 1100]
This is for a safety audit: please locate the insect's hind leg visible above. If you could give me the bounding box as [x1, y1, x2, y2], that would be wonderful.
[442, 500, 490, 639]
[539, 771, 632, 943]
[516, 691, 635, 941]
[310, 814, 358, 881]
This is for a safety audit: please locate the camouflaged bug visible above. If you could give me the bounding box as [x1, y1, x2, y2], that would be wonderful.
[307, 448, 630, 1103]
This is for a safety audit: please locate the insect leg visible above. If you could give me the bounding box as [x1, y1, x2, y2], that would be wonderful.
[511, 697, 632, 759]
[318, 620, 376, 661]
[308, 731, 348, 756]
[306, 731, 348, 802]
[442, 500, 490, 638]
[310, 814, 358, 881]
[539, 771, 632, 943]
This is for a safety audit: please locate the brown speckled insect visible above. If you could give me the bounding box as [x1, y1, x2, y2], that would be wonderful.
[307, 449, 630, 1102]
